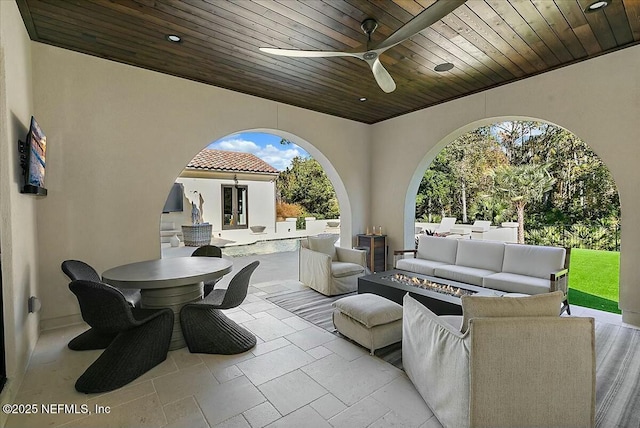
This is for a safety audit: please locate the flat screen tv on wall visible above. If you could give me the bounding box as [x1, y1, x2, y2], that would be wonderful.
[162, 182, 184, 213]
[20, 116, 48, 196]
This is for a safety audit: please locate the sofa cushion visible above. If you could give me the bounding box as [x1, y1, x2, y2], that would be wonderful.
[434, 265, 496, 287]
[483, 272, 552, 295]
[502, 244, 566, 279]
[455, 239, 505, 272]
[331, 261, 365, 278]
[460, 290, 564, 333]
[416, 235, 458, 264]
[308, 235, 338, 261]
[333, 293, 403, 328]
[396, 258, 447, 276]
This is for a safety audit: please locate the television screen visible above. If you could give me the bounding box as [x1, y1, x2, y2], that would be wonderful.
[162, 182, 184, 213]
[26, 116, 46, 189]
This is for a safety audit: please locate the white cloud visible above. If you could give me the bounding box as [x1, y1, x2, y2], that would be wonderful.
[208, 138, 305, 171]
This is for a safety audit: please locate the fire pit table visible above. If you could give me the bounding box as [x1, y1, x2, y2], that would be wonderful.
[357, 269, 504, 315]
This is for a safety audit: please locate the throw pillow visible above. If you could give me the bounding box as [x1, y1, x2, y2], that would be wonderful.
[308, 236, 337, 261]
[460, 291, 564, 333]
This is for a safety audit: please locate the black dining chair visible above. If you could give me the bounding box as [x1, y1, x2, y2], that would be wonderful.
[62, 259, 142, 307]
[69, 279, 173, 393]
[180, 261, 259, 354]
[191, 245, 224, 297]
[62, 259, 139, 350]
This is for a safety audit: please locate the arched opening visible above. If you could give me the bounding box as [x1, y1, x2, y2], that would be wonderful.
[158, 129, 352, 255]
[406, 119, 621, 313]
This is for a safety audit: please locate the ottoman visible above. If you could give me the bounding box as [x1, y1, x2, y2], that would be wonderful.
[332, 293, 403, 355]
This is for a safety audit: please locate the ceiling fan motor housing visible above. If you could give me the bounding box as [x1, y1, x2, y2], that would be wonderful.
[361, 18, 378, 36]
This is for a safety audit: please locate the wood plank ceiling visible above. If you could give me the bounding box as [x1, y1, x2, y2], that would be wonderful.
[16, 0, 640, 124]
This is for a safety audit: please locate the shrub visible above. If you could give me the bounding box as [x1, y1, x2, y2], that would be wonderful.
[276, 202, 303, 219]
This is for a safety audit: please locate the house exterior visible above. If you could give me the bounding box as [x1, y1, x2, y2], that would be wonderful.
[161, 149, 279, 240]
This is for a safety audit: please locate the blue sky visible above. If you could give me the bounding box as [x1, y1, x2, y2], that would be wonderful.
[207, 132, 309, 171]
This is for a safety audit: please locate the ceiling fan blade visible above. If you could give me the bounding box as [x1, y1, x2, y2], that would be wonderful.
[367, 58, 396, 93]
[259, 47, 360, 59]
[373, 0, 466, 52]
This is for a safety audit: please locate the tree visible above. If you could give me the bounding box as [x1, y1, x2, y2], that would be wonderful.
[276, 156, 339, 218]
[492, 164, 556, 243]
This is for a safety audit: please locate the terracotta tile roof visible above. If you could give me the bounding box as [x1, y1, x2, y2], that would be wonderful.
[187, 149, 279, 174]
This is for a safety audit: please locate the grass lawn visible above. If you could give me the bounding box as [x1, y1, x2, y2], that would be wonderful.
[568, 248, 620, 314]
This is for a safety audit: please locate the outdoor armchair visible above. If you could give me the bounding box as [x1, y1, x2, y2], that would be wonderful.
[299, 235, 367, 296]
[403, 293, 595, 428]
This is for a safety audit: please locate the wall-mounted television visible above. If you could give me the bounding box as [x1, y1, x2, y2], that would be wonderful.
[162, 182, 184, 213]
[19, 116, 48, 196]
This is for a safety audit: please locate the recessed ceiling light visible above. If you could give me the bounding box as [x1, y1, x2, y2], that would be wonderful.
[585, 1, 609, 12]
[434, 62, 454, 72]
[166, 34, 181, 43]
[359, 97, 367, 102]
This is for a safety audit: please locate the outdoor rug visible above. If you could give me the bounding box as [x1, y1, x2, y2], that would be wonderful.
[267, 288, 640, 427]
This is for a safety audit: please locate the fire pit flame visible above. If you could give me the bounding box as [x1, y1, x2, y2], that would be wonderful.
[381, 273, 475, 297]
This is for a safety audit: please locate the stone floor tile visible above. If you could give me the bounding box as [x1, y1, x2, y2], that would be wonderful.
[307, 345, 333, 360]
[281, 316, 314, 331]
[258, 370, 327, 415]
[242, 314, 297, 342]
[329, 396, 390, 428]
[170, 347, 204, 370]
[251, 337, 291, 356]
[264, 406, 331, 428]
[242, 402, 282, 428]
[163, 396, 209, 428]
[369, 376, 433, 426]
[153, 363, 219, 405]
[265, 307, 294, 320]
[214, 414, 251, 428]
[284, 326, 336, 351]
[211, 364, 245, 383]
[419, 414, 444, 428]
[237, 345, 315, 386]
[309, 393, 347, 419]
[196, 376, 266, 427]
[302, 354, 403, 405]
[240, 301, 280, 314]
[322, 337, 367, 361]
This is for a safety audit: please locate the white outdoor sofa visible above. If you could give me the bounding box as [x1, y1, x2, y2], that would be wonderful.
[395, 235, 571, 314]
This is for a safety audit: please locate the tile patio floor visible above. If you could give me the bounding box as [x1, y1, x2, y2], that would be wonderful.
[7, 249, 636, 428]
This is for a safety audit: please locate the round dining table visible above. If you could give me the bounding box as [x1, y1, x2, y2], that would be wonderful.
[102, 257, 233, 350]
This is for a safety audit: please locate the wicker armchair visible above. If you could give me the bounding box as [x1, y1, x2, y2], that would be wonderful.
[180, 261, 259, 354]
[69, 279, 173, 393]
[191, 245, 224, 297]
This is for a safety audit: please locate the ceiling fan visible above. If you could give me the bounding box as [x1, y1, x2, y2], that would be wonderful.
[259, 0, 466, 93]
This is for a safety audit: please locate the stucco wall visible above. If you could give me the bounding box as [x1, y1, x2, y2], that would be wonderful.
[0, 0, 40, 418]
[371, 44, 640, 324]
[177, 177, 276, 233]
[30, 43, 370, 328]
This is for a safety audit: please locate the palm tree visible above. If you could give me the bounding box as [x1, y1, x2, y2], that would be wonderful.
[493, 164, 556, 244]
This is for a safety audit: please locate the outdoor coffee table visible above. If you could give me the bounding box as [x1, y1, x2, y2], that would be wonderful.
[358, 269, 503, 315]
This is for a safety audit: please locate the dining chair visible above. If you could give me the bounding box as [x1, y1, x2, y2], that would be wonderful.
[62, 259, 142, 307]
[62, 259, 139, 350]
[69, 279, 173, 393]
[191, 245, 224, 297]
[180, 261, 259, 354]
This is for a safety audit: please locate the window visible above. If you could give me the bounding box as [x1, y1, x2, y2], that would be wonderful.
[222, 185, 248, 229]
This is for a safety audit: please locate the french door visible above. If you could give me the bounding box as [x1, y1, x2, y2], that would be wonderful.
[222, 185, 248, 229]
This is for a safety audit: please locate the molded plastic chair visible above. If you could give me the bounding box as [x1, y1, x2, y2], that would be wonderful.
[180, 261, 259, 354]
[62, 260, 140, 350]
[69, 280, 173, 393]
[191, 245, 224, 297]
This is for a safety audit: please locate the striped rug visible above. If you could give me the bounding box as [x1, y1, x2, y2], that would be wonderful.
[267, 288, 640, 427]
